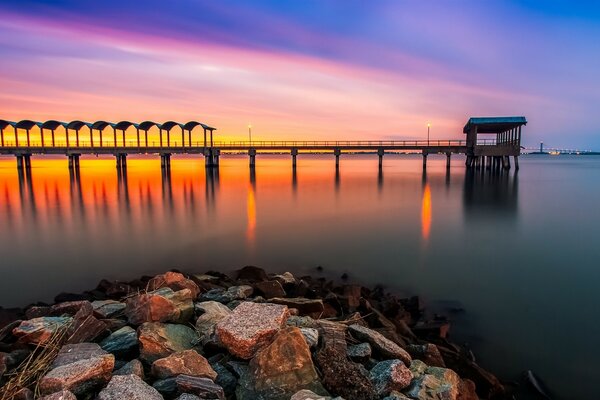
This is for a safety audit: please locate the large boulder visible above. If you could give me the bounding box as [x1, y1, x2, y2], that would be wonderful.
[349, 324, 411, 366]
[39, 343, 114, 396]
[195, 301, 231, 343]
[100, 326, 138, 356]
[138, 322, 199, 364]
[97, 374, 163, 400]
[216, 302, 289, 359]
[148, 271, 201, 299]
[369, 360, 413, 396]
[12, 317, 72, 345]
[66, 301, 108, 344]
[240, 327, 327, 399]
[151, 350, 217, 380]
[125, 287, 194, 325]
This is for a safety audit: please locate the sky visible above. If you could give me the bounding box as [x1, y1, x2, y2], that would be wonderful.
[1, 0, 599, 149]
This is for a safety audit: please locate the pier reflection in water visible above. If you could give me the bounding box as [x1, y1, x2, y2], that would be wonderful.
[3, 154, 600, 399]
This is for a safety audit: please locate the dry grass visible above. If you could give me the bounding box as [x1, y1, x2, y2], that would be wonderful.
[0, 322, 70, 400]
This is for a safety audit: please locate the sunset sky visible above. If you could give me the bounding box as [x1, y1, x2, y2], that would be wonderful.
[1, 1, 599, 149]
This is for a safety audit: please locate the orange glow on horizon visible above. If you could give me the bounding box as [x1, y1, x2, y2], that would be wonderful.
[421, 183, 431, 240]
[246, 181, 256, 245]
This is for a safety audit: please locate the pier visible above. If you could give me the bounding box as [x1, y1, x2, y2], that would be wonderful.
[0, 116, 526, 171]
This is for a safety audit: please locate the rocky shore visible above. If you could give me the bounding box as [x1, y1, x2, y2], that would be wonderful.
[0, 267, 508, 399]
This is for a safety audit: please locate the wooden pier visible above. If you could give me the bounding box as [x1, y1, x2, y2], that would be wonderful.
[0, 116, 526, 171]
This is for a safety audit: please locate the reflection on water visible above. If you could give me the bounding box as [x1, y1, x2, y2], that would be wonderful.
[2, 154, 600, 398]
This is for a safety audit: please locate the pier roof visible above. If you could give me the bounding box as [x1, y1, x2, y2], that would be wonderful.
[463, 116, 527, 133]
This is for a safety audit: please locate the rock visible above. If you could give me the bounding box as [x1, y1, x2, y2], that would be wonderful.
[200, 286, 253, 304]
[153, 377, 178, 396]
[100, 326, 138, 356]
[348, 324, 411, 366]
[39, 343, 114, 395]
[458, 379, 478, 400]
[270, 298, 324, 317]
[12, 316, 72, 344]
[290, 389, 336, 400]
[341, 285, 362, 310]
[409, 359, 428, 378]
[148, 271, 201, 299]
[412, 320, 451, 339]
[287, 315, 318, 329]
[25, 305, 50, 319]
[347, 343, 372, 363]
[138, 322, 199, 364]
[382, 391, 411, 400]
[243, 327, 327, 399]
[254, 280, 286, 299]
[91, 300, 126, 319]
[315, 321, 377, 400]
[97, 374, 163, 400]
[216, 302, 289, 359]
[102, 318, 128, 332]
[66, 301, 108, 344]
[125, 287, 194, 325]
[300, 327, 319, 348]
[369, 360, 413, 396]
[152, 349, 217, 380]
[273, 272, 296, 286]
[12, 388, 34, 400]
[235, 266, 268, 282]
[211, 362, 237, 396]
[176, 395, 201, 400]
[38, 390, 77, 400]
[50, 301, 91, 316]
[406, 344, 446, 368]
[176, 375, 225, 399]
[195, 301, 231, 343]
[404, 366, 461, 400]
[114, 359, 145, 379]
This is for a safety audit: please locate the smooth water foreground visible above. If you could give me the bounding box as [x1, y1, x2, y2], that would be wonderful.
[0, 153, 598, 399]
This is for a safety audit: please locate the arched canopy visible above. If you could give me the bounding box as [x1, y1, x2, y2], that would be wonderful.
[41, 120, 67, 130]
[91, 120, 114, 130]
[160, 121, 182, 131]
[0, 120, 15, 130]
[114, 121, 137, 131]
[182, 121, 201, 131]
[66, 120, 90, 130]
[138, 121, 159, 131]
[16, 120, 40, 130]
[201, 123, 216, 131]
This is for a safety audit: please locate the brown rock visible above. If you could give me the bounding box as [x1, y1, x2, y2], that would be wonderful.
[148, 271, 201, 299]
[13, 388, 34, 400]
[67, 303, 108, 344]
[341, 285, 362, 310]
[458, 378, 479, 400]
[39, 390, 77, 400]
[25, 305, 51, 319]
[406, 343, 446, 367]
[39, 344, 114, 395]
[125, 287, 194, 325]
[176, 375, 225, 399]
[152, 349, 217, 380]
[348, 324, 411, 366]
[247, 327, 327, 397]
[114, 359, 145, 379]
[91, 300, 126, 319]
[254, 280, 286, 299]
[98, 374, 163, 400]
[234, 266, 268, 282]
[216, 302, 289, 359]
[50, 301, 92, 316]
[138, 322, 199, 364]
[12, 316, 72, 345]
[369, 359, 413, 396]
[270, 298, 324, 317]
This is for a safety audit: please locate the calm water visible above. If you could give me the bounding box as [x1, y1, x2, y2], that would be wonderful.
[1, 153, 598, 399]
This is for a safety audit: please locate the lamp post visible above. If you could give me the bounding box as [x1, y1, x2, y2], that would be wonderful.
[427, 123, 431, 145]
[248, 123, 252, 145]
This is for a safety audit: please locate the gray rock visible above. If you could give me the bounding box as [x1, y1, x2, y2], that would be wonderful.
[200, 286, 253, 304]
[403, 367, 461, 400]
[176, 395, 201, 400]
[347, 343, 372, 363]
[91, 300, 125, 318]
[114, 359, 144, 379]
[369, 359, 413, 396]
[12, 317, 72, 345]
[138, 322, 199, 364]
[287, 315, 318, 329]
[382, 391, 411, 400]
[300, 328, 319, 348]
[348, 324, 411, 366]
[38, 390, 77, 400]
[409, 359, 427, 379]
[100, 326, 138, 356]
[152, 377, 178, 396]
[97, 374, 163, 400]
[211, 363, 237, 396]
[176, 374, 225, 399]
[195, 301, 232, 343]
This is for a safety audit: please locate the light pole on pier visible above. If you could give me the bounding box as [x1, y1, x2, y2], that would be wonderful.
[427, 123, 431, 145]
[248, 124, 252, 145]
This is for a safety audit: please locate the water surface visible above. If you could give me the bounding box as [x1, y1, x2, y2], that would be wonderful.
[1, 153, 598, 399]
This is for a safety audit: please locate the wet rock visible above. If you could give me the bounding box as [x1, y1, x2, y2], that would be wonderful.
[98, 374, 163, 400]
[404, 366, 461, 400]
[148, 271, 201, 299]
[270, 298, 324, 317]
[114, 359, 145, 379]
[100, 326, 138, 356]
[12, 316, 72, 345]
[39, 343, 114, 395]
[235, 266, 268, 282]
[369, 359, 413, 396]
[125, 287, 194, 325]
[243, 327, 327, 399]
[348, 324, 411, 366]
[347, 343, 372, 363]
[195, 301, 231, 343]
[91, 300, 126, 319]
[176, 375, 225, 399]
[152, 349, 217, 380]
[254, 280, 286, 299]
[138, 322, 199, 364]
[300, 327, 319, 348]
[406, 343, 446, 368]
[39, 390, 77, 400]
[216, 302, 289, 359]
[315, 320, 377, 400]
